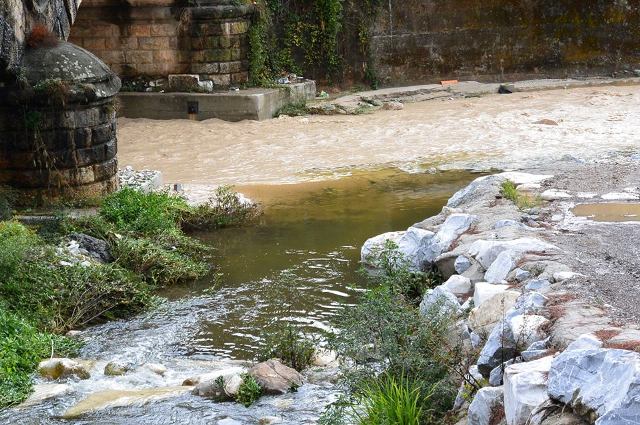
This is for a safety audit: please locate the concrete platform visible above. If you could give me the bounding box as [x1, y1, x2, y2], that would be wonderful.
[117, 81, 316, 122]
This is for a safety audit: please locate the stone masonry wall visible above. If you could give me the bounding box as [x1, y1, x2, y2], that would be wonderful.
[369, 0, 640, 86]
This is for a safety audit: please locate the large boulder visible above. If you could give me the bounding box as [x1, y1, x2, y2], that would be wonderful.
[419, 285, 462, 317]
[468, 238, 557, 270]
[68, 233, 113, 263]
[477, 320, 518, 377]
[442, 275, 473, 297]
[468, 290, 520, 335]
[248, 359, 303, 395]
[361, 227, 434, 271]
[508, 315, 549, 349]
[468, 386, 505, 425]
[485, 251, 518, 283]
[38, 358, 91, 380]
[547, 348, 640, 424]
[503, 356, 554, 425]
[473, 282, 511, 308]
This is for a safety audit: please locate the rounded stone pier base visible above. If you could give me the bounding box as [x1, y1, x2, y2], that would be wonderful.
[0, 41, 121, 206]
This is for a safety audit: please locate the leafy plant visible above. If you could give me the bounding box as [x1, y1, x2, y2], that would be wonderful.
[257, 323, 315, 372]
[0, 304, 78, 408]
[354, 374, 431, 425]
[236, 374, 263, 407]
[500, 180, 542, 211]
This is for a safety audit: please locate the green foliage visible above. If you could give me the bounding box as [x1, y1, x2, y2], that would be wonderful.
[354, 374, 431, 425]
[0, 221, 40, 277]
[366, 240, 442, 305]
[0, 305, 77, 408]
[275, 101, 309, 117]
[500, 180, 542, 210]
[100, 187, 188, 235]
[236, 374, 263, 407]
[257, 323, 315, 372]
[180, 185, 260, 231]
[0, 186, 15, 220]
[113, 236, 208, 286]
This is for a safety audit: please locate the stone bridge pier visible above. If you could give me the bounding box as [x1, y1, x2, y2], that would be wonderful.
[1, 0, 255, 205]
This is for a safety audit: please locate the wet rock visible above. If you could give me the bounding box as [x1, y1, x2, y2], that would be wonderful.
[454, 255, 472, 274]
[145, 363, 167, 376]
[249, 359, 303, 395]
[38, 358, 90, 380]
[104, 361, 130, 376]
[468, 238, 557, 270]
[484, 250, 517, 283]
[190, 368, 246, 400]
[19, 384, 71, 407]
[548, 348, 640, 424]
[467, 386, 505, 425]
[477, 320, 518, 377]
[63, 387, 191, 419]
[503, 356, 553, 425]
[420, 285, 462, 317]
[68, 233, 112, 263]
[259, 417, 283, 425]
[218, 419, 242, 425]
[442, 275, 472, 297]
[509, 314, 549, 348]
[468, 290, 520, 334]
[383, 101, 404, 110]
[473, 282, 511, 308]
[311, 349, 337, 367]
[183, 367, 246, 386]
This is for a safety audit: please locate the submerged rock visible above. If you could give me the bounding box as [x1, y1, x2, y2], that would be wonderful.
[38, 358, 91, 380]
[62, 387, 191, 419]
[548, 348, 640, 424]
[249, 359, 303, 395]
[104, 361, 130, 376]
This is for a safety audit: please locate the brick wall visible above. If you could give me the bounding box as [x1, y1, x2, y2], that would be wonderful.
[68, 1, 252, 86]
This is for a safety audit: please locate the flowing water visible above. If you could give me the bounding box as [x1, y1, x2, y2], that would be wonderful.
[1, 168, 480, 425]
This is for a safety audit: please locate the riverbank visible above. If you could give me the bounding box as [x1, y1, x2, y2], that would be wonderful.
[0, 186, 258, 409]
[356, 162, 640, 424]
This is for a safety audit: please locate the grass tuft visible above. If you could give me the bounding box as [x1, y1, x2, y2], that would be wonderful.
[500, 180, 542, 210]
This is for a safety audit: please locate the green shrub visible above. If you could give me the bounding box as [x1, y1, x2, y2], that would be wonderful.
[364, 240, 442, 306]
[257, 323, 315, 372]
[354, 374, 430, 425]
[500, 180, 542, 211]
[180, 186, 260, 231]
[113, 236, 209, 286]
[100, 187, 187, 235]
[236, 374, 263, 407]
[0, 304, 77, 408]
[0, 221, 40, 277]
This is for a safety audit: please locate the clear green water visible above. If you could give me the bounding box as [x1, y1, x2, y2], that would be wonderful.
[163, 168, 481, 360]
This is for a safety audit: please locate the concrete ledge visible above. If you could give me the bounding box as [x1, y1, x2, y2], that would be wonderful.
[117, 81, 316, 122]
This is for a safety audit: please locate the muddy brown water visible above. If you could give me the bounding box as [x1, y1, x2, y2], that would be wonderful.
[1, 168, 480, 424]
[572, 203, 640, 222]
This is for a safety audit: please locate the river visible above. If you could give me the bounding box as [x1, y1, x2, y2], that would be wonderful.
[1, 168, 479, 424]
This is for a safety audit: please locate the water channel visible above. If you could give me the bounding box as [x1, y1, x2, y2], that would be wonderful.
[1, 168, 480, 424]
